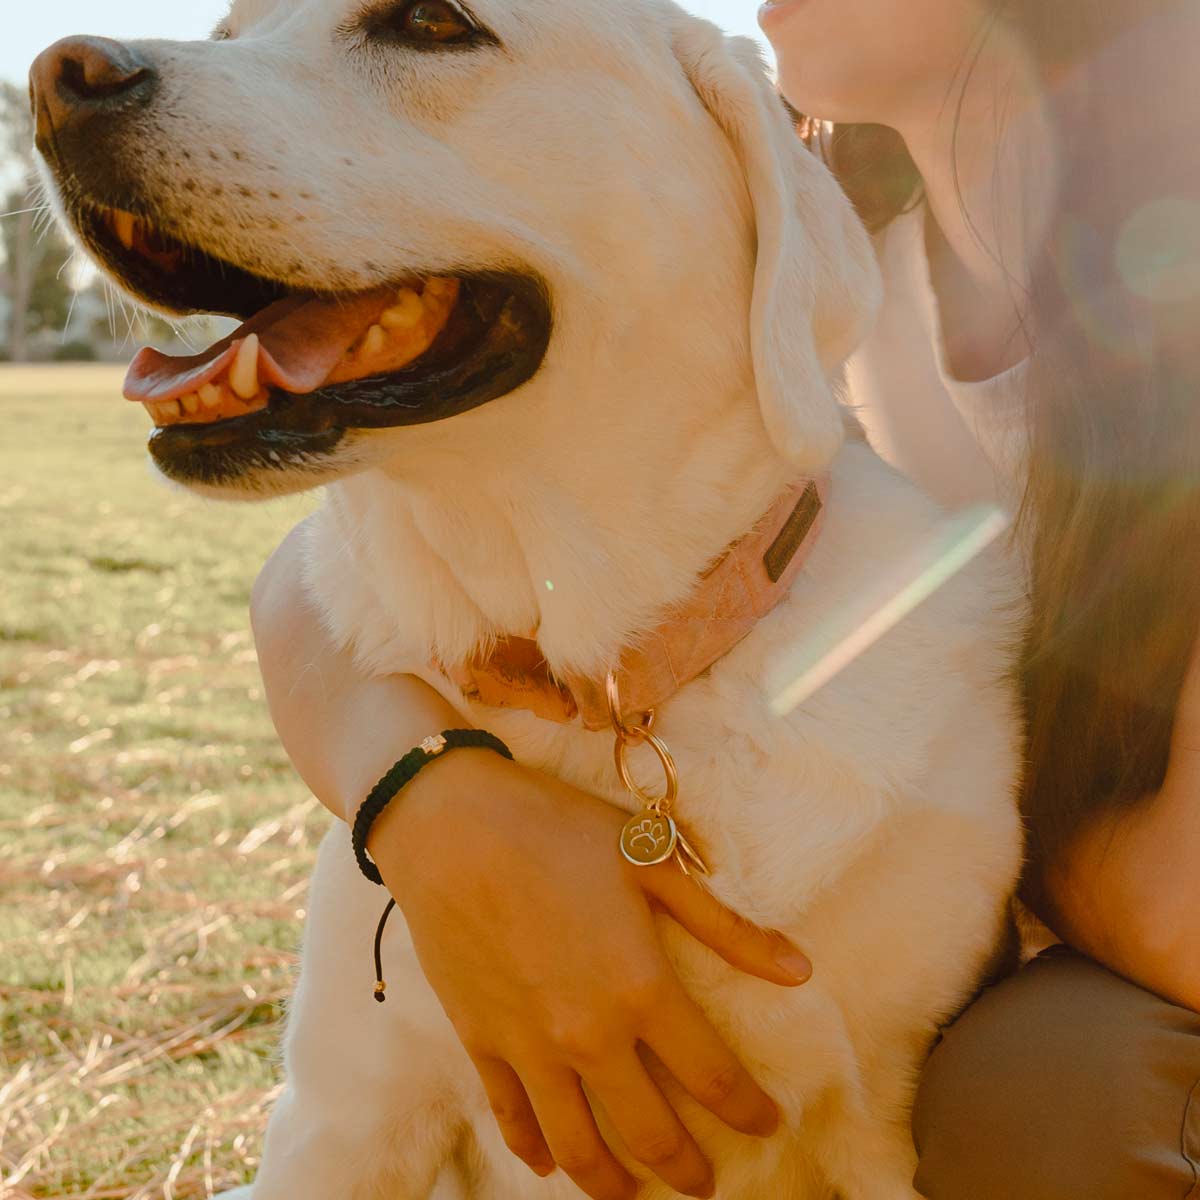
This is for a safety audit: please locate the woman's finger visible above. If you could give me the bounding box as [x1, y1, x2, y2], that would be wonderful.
[521, 1066, 638, 1200]
[642, 986, 780, 1138]
[470, 1054, 555, 1178]
[583, 1052, 715, 1199]
[641, 865, 812, 986]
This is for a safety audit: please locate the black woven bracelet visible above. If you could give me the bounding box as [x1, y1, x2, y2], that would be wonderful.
[351, 728, 513, 1003]
[352, 728, 513, 886]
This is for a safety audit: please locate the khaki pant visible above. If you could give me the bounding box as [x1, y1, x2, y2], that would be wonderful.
[913, 946, 1200, 1199]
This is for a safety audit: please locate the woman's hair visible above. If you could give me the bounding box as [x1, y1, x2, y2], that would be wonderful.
[818, 0, 1200, 900]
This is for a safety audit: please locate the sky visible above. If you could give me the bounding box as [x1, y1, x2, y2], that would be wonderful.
[3, 0, 768, 86]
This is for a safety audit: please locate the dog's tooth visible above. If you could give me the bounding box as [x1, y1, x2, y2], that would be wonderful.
[230, 333, 260, 400]
[361, 324, 387, 359]
[180, 392, 201, 416]
[199, 383, 222, 409]
[380, 290, 425, 331]
[163, 399, 182, 421]
[113, 210, 136, 250]
[423, 277, 455, 300]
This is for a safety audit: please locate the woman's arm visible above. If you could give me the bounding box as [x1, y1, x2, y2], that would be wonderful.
[1043, 637, 1200, 1011]
[250, 518, 813, 1200]
[250, 517, 467, 824]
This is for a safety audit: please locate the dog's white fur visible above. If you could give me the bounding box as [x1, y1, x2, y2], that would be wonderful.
[48, 0, 1025, 1193]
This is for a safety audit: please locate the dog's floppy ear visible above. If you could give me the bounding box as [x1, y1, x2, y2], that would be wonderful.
[672, 23, 881, 471]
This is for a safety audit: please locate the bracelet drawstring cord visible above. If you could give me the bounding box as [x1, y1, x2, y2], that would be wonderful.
[373, 899, 397, 1002]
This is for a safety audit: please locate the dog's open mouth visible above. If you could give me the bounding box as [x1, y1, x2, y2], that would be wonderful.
[126, 269, 462, 429]
[77, 201, 552, 486]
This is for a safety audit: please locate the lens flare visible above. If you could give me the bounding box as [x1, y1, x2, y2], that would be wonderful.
[768, 505, 1011, 716]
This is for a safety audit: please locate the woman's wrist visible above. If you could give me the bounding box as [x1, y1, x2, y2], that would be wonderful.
[364, 745, 509, 872]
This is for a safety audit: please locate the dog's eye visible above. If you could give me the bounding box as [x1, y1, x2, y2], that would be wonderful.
[403, 1, 472, 40]
[371, 0, 485, 46]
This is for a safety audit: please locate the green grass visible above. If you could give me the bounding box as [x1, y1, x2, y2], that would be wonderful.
[0, 366, 326, 1199]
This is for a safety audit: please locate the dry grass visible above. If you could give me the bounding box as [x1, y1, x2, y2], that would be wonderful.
[1, 366, 325, 1198]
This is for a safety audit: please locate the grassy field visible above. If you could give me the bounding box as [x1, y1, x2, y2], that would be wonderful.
[0, 366, 326, 1199]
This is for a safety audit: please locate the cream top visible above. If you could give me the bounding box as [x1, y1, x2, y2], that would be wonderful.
[847, 205, 1063, 954]
[845, 204, 1029, 515]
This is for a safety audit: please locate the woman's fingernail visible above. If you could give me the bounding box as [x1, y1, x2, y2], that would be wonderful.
[747, 1100, 782, 1137]
[775, 946, 812, 983]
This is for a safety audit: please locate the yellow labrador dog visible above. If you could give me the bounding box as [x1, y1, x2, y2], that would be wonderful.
[32, 0, 1022, 1195]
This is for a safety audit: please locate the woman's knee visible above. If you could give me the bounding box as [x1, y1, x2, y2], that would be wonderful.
[913, 947, 1200, 1200]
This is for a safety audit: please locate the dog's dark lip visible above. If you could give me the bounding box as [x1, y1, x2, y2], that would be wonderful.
[74, 201, 292, 319]
[38, 129, 285, 318]
[146, 272, 553, 488]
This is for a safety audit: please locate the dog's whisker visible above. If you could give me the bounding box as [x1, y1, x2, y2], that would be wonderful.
[61, 287, 81, 341]
[118, 296, 143, 349]
[0, 205, 50, 220]
[102, 280, 118, 341]
[768, 506, 1011, 716]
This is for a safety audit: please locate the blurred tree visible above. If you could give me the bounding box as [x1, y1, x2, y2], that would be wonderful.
[1, 80, 74, 361]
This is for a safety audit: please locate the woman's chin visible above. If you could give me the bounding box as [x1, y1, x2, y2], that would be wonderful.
[757, 0, 808, 34]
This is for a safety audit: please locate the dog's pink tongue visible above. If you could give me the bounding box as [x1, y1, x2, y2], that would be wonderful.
[123, 288, 393, 404]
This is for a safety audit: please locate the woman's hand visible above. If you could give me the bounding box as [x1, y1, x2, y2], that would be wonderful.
[374, 754, 809, 1200]
[251, 519, 812, 1200]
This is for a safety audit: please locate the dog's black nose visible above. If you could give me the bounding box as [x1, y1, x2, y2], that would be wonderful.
[30, 36, 155, 149]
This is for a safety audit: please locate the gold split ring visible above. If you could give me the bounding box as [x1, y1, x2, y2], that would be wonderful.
[606, 670, 708, 876]
[614, 728, 680, 809]
[605, 671, 656, 742]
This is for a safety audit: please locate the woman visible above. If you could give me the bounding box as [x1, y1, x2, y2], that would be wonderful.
[250, 0, 1200, 1196]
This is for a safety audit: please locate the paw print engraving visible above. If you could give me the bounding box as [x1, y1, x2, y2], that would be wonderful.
[630, 817, 668, 854]
[620, 810, 678, 867]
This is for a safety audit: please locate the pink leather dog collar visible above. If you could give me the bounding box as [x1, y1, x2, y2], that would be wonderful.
[440, 477, 827, 730]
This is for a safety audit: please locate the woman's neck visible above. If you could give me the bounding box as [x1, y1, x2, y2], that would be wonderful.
[893, 31, 1056, 380]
